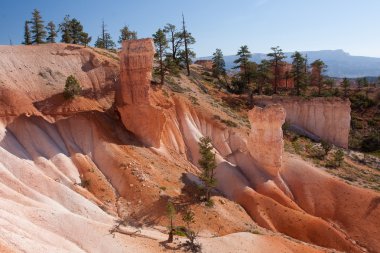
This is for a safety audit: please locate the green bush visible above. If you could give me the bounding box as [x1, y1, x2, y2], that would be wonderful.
[350, 93, 375, 110]
[64, 75, 82, 99]
[321, 141, 332, 155]
[220, 119, 238, 128]
[361, 132, 380, 152]
[351, 118, 364, 129]
[334, 150, 345, 167]
[292, 140, 302, 154]
[308, 144, 325, 159]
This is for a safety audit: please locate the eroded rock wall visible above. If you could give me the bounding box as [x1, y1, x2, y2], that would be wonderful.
[253, 96, 351, 148]
[247, 105, 286, 176]
[117, 39, 165, 148]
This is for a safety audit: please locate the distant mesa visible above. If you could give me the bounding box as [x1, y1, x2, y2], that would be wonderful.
[199, 49, 380, 78]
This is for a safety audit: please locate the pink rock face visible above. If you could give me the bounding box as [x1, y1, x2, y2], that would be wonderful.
[117, 39, 165, 147]
[253, 96, 351, 148]
[247, 104, 286, 176]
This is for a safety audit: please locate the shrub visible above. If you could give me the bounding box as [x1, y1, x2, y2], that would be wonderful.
[351, 118, 364, 130]
[292, 140, 302, 154]
[334, 150, 345, 167]
[308, 144, 325, 159]
[361, 132, 380, 152]
[350, 93, 375, 110]
[166, 201, 176, 243]
[181, 210, 201, 253]
[321, 141, 332, 156]
[64, 75, 82, 99]
[220, 119, 238, 128]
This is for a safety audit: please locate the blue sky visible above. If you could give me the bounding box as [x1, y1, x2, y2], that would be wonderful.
[1, 0, 379, 57]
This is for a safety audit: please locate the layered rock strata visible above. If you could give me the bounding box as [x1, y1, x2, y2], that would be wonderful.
[247, 104, 286, 176]
[117, 39, 165, 147]
[253, 96, 351, 148]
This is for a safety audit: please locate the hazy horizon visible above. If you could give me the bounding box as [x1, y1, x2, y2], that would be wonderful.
[1, 0, 380, 58]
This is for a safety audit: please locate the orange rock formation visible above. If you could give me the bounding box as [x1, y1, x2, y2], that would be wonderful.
[117, 39, 166, 147]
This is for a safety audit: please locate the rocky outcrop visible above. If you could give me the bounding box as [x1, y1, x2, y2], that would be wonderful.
[117, 39, 166, 147]
[247, 105, 286, 176]
[0, 44, 119, 118]
[194, 60, 213, 70]
[253, 96, 351, 148]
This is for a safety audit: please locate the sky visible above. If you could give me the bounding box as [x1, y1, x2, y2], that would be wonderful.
[1, 0, 379, 57]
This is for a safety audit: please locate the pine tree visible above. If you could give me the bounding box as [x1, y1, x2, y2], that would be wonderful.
[256, 60, 271, 95]
[341, 77, 350, 98]
[233, 45, 252, 91]
[70, 18, 84, 44]
[118, 25, 137, 44]
[22, 21, 32, 45]
[182, 209, 201, 252]
[59, 16, 90, 46]
[181, 14, 195, 76]
[59, 15, 72, 43]
[79, 32, 91, 47]
[166, 201, 176, 243]
[64, 75, 82, 99]
[311, 59, 327, 95]
[212, 49, 226, 78]
[94, 37, 105, 49]
[164, 23, 183, 63]
[198, 137, 217, 205]
[95, 21, 115, 50]
[153, 29, 168, 85]
[291, 51, 307, 96]
[46, 21, 57, 43]
[267, 46, 286, 94]
[30, 9, 46, 44]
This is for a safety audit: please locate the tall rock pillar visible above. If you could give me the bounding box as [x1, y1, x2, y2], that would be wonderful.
[117, 38, 165, 147]
[247, 104, 286, 176]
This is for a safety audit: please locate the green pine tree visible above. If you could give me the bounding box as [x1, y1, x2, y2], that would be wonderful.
[22, 21, 32, 45]
[255, 60, 272, 95]
[291, 51, 307, 96]
[46, 21, 57, 43]
[198, 136, 217, 205]
[118, 25, 137, 44]
[267, 46, 286, 94]
[70, 18, 84, 44]
[163, 23, 183, 64]
[30, 9, 46, 44]
[233, 45, 252, 92]
[181, 14, 196, 76]
[64, 75, 82, 99]
[166, 201, 176, 243]
[341, 77, 350, 98]
[59, 15, 72, 43]
[153, 28, 168, 85]
[311, 59, 327, 96]
[212, 48, 226, 78]
[79, 32, 91, 47]
[95, 21, 115, 50]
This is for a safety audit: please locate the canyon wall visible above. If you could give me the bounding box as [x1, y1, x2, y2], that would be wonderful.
[116, 39, 166, 148]
[253, 96, 351, 148]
